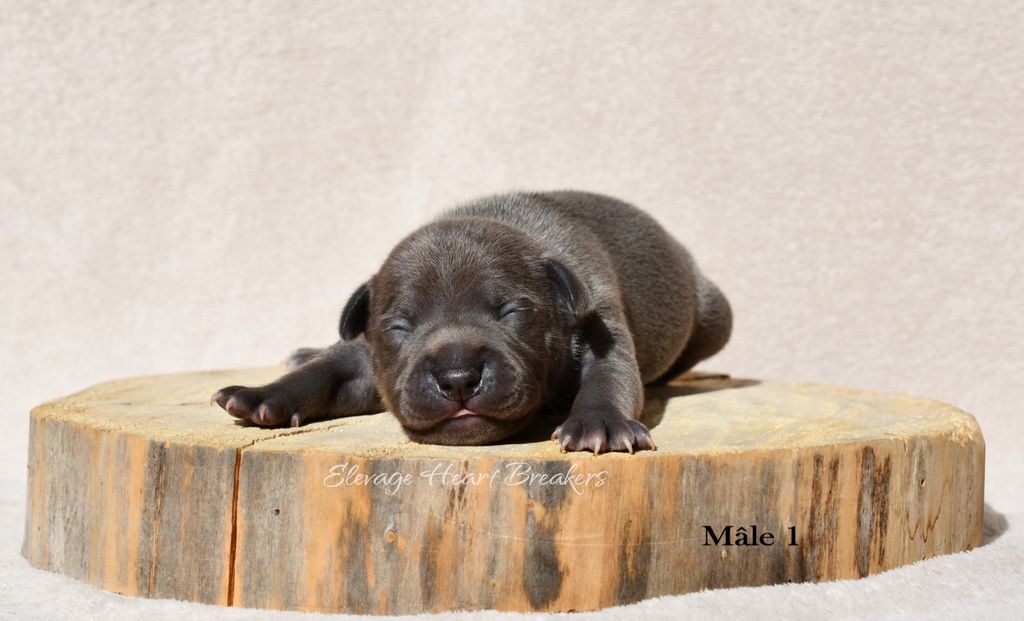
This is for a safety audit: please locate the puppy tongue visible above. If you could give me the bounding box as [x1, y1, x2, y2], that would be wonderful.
[452, 408, 476, 418]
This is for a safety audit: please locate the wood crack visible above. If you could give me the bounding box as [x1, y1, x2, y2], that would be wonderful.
[225, 422, 352, 606]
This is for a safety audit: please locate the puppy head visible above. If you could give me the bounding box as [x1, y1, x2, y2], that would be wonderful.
[339, 217, 585, 445]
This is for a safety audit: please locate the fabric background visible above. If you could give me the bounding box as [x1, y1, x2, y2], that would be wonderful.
[2, 1, 1022, 619]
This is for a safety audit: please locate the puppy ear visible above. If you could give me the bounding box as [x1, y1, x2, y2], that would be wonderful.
[542, 258, 588, 319]
[339, 281, 371, 340]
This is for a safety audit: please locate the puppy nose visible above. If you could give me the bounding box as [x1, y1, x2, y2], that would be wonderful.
[433, 365, 482, 402]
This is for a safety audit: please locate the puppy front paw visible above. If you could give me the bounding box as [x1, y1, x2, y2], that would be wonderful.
[551, 412, 656, 454]
[211, 384, 305, 428]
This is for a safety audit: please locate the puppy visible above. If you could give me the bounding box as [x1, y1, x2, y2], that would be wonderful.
[212, 191, 732, 454]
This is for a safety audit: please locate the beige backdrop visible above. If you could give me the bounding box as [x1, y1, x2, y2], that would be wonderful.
[2, 2, 1022, 619]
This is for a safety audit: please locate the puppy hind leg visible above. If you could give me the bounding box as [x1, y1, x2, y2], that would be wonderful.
[651, 277, 733, 383]
[283, 346, 325, 370]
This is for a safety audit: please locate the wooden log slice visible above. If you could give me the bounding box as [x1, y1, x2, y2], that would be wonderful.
[22, 368, 984, 614]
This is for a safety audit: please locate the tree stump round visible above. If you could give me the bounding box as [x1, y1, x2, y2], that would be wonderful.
[22, 368, 984, 614]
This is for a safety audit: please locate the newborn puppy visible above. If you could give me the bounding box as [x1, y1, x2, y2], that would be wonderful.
[212, 191, 732, 453]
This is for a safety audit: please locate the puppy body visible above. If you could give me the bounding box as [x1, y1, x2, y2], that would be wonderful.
[450, 191, 731, 383]
[213, 191, 731, 453]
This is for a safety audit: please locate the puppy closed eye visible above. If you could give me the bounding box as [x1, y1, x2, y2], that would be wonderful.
[384, 318, 413, 333]
[497, 301, 534, 320]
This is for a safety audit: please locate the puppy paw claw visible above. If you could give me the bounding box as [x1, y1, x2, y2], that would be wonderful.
[551, 412, 654, 454]
[211, 386, 242, 409]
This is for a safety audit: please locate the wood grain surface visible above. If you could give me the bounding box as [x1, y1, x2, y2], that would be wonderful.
[22, 368, 985, 613]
